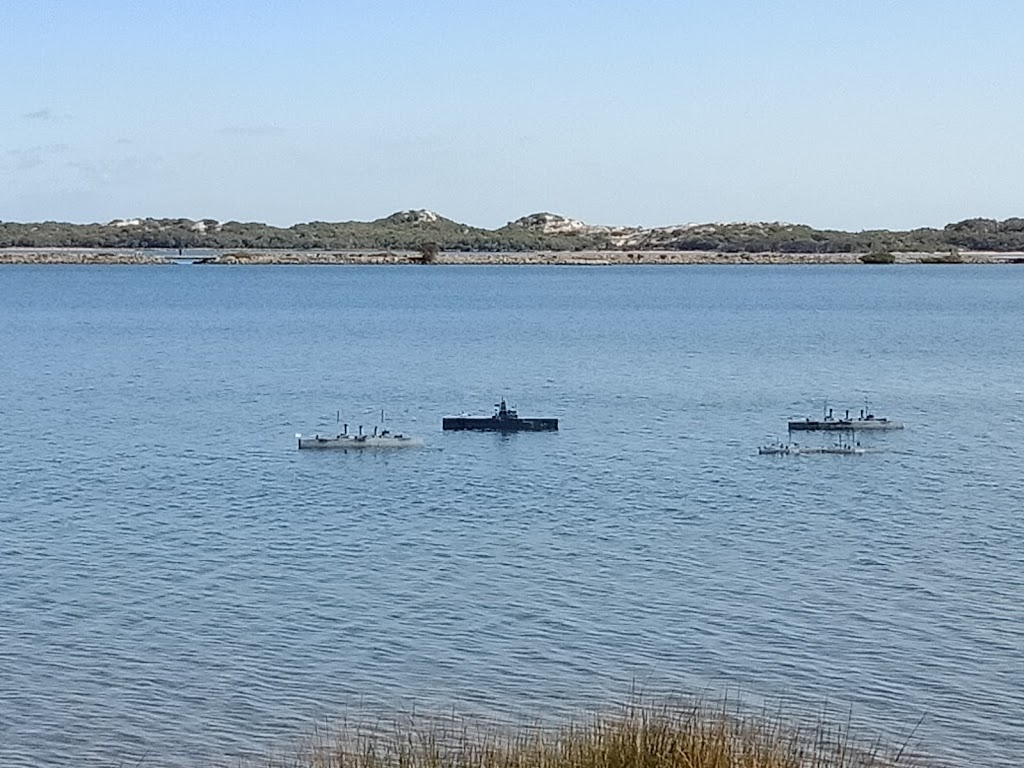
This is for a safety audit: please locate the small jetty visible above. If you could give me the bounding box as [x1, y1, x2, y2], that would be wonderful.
[442, 399, 558, 432]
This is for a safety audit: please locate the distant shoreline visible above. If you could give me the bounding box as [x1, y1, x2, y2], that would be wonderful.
[2, 247, 1022, 266]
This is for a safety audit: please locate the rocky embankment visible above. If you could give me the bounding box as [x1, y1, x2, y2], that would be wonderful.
[2, 248, 1019, 266]
[0, 249, 169, 265]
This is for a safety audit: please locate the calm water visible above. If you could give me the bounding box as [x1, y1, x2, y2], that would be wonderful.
[1, 265, 1022, 767]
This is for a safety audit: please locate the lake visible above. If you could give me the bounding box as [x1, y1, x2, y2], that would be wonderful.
[1, 264, 1021, 767]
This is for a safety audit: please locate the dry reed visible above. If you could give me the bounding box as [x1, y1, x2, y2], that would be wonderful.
[255, 697, 920, 768]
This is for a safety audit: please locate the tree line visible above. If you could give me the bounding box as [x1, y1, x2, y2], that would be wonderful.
[2, 214, 1023, 252]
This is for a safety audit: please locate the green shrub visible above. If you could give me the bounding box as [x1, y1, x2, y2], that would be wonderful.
[417, 241, 439, 263]
[859, 252, 896, 264]
[920, 251, 962, 264]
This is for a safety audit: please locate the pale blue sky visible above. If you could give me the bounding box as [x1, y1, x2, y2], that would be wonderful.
[3, 0, 1022, 229]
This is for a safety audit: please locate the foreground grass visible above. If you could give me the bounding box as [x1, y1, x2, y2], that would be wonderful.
[260, 698, 919, 768]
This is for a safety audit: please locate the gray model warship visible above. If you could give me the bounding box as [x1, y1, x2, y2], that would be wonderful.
[297, 413, 423, 449]
[788, 406, 903, 432]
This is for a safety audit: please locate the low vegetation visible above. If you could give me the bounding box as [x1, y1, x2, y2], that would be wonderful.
[415, 241, 440, 263]
[0, 213, 604, 253]
[919, 251, 962, 264]
[258, 698, 920, 768]
[859, 252, 896, 264]
[3, 212, 1024, 253]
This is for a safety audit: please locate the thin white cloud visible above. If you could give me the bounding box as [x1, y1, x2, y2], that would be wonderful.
[6, 144, 70, 171]
[22, 108, 72, 121]
[219, 124, 283, 136]
[63, 150, 179, 189]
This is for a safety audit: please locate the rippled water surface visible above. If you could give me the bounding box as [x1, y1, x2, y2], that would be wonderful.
[1, 265, 1022, 767]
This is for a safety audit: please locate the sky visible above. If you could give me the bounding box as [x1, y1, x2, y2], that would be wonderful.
[3, 0, 1023, 231]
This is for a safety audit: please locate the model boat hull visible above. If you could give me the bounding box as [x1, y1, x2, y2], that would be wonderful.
[443, 398, 558, 432]
[788, 418, 903, 431]
[760, 443, 866, 455]
[442, 417, 558, 432]
[297, 434, 423, 449]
